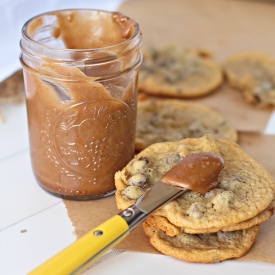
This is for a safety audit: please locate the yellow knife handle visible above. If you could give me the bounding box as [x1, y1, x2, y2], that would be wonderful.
[27, 215, 129, 275]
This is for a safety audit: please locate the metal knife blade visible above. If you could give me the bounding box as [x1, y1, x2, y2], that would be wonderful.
[136, 180, 184, 213]
[118, 181, 185, 230]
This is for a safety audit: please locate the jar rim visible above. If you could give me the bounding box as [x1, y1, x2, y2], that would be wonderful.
[21, 8, 142, 57]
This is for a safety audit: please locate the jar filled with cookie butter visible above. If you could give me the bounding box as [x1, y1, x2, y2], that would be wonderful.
[20, 9, 142, 200]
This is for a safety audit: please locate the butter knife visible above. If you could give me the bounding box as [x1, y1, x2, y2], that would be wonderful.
[27, 152, 223, 275]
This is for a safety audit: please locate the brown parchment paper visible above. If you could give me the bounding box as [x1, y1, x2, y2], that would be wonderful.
[118, 0, 275, 132]
[64, 133, 275, 264]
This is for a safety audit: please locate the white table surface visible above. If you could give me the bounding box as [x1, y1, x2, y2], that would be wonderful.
[1, 1, 275, 274]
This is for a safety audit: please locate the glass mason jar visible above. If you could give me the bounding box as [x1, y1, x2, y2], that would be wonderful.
[20, 9, 142, 200]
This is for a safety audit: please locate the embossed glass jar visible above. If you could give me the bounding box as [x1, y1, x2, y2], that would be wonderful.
[20, 9, 142, 200]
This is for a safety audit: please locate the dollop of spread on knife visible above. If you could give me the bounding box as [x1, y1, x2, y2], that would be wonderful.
[161, 152, 224, 193]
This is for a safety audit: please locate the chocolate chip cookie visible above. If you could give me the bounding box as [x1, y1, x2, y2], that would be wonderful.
[144, 196, 275, 235]
[138, 45, 223, 98]
[135, 97, 237, 151]
[223, 52, 275, 108]
[145, 224, 259, 263]
[115, 135, 274, 263]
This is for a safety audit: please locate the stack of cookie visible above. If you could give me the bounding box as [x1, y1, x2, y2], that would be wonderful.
[115, 135, 275, 263]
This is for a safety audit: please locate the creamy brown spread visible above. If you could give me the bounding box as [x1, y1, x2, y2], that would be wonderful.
[161, 153, 224, 193]
[52, 11, 135, 49]
[22, 10, 139, 198]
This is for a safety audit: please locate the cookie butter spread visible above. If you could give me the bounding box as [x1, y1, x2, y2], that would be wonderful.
[20, 10, 142, 199]
[52, 11, 134, 49]
[161, 152, 224, 193]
